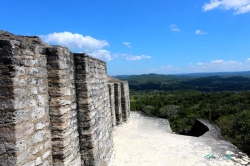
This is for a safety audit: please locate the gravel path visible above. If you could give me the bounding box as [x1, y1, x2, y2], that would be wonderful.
[109, 111, 250, 166]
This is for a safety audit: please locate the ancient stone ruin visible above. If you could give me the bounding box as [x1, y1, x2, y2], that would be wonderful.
[0, 31, 130, 166]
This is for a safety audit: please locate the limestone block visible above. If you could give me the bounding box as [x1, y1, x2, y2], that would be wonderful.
[15, 122, 34, 139]
[23, 161, 35, 166]
[32, 144, 43, 155]
[50, 106, 71, 116]
[52, 137, 71, 148]
[43, 150, 51, 160]
[36, 157, 42, 165]
[30, 130, 48, 146]
[31, 107, 45, 121]
[0, 142, 16, 155]
[52, 143, 74, 159]
[41, 161, 50, 166]
[16, 149, 31, 164]
[35, 120, 49, 130]
[51, 120, 71, 131]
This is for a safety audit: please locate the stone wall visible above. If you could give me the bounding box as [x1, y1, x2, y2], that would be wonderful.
[46, 47, 81, 165]
[108, 83, 116, 127]
[108, 77, 130, 125]
[121, 82, 130, 122]
[74, 54, 113, 165]
[0, 31, 130, 166]
[0, 32, 52, 166]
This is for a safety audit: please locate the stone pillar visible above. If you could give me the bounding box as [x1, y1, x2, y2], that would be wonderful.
[108, 83, 116, 126]
[114, 83, 122, 125]
[0, 33, 52, 165]
[121, 81, 130, 122]
[74, 53, 113, 166]
[46, 46, 81, 166]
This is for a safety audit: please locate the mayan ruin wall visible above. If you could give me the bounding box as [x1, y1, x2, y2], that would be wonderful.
[0, 31, 130, 166]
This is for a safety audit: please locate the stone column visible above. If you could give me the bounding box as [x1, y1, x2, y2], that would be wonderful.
[46, 46, 81, 166]
[74, 53, 113, 166]
[0, 33, 52, 166]
[121, 81, 130, 122]
[114, 83, 122, 125]
[108, 83, 116, 126]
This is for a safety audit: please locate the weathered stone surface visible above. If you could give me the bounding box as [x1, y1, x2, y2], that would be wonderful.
[121, 81, 130, 122]
[75, 53, 114, 166]
[0, 31, 52, 166]
[108, 83, 116, 127]
[0, 31, 131, 166]
[108, 77, 130, 125]
[109, 112, 250, 166]
[47, 46, 81, 165]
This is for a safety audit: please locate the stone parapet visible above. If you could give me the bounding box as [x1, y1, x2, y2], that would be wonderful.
[0, 31, 130, 166]
[108, 76, 130, 125]
[0, 31, 52, 166]
[121, 81, 130, 122]
[108, 83, 116, 127]
[47, 46, 81, 166]
[74, 54, 113, 166]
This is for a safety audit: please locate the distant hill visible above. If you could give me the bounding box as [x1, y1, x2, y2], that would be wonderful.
[176, 71, 250, 77]
[114, 72, 250, 92]
[115, 71, 250, 79]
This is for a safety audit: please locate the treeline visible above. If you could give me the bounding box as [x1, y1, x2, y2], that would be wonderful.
[130, 90, 250, 156]
[117, 74, 250, 92]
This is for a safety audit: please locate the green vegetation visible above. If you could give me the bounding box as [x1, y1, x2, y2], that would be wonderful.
[117, 73, 250, 156]
[117, 73, 250, 92]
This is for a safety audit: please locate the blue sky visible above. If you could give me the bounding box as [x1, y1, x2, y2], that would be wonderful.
[1, 0, 250, 75]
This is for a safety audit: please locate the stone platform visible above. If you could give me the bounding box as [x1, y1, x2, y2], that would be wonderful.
[109, 111, 250, 166]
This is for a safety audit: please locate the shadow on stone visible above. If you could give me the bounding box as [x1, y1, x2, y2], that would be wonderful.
[178, 119, 224, 139]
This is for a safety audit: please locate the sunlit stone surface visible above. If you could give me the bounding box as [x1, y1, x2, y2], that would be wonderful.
[109, 111, 250, 166]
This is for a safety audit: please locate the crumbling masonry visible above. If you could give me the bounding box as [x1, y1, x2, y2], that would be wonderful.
[0, 31, 130, 166]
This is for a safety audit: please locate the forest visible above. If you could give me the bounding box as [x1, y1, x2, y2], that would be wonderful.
[116, 73, 250, 156]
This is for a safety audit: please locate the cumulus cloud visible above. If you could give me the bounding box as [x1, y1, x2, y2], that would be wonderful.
[211, 59, 224, 64]
[40, 31, 112, 61]
[87, 50, 112, 61]
[170, 24, 180, 32]
[148, 59, 250, 74]
[123, 42, 131, 48]
[203, 0, 250, 14]
[114, 53, 151, 61]
[40, 32, 109, 52]
[196, 30, 207, 35]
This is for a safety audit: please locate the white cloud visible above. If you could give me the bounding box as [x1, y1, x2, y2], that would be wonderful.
[123, 42, 131, 48]
[211, 59, 224, 64]
[203, 0, 250, 14]
[247, 58, 250, 62]
[196, 62, 204, 66]
[87, 49, 112, 61]
[40, 31, 112, 61]
[114, 53, 152, 61]
[195, 30, 207, 35]
[169, 24, 180, 32]
[40, 32, 109, 52]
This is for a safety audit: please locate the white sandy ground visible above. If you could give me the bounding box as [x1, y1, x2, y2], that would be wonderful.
[108, 112, 250, 166]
